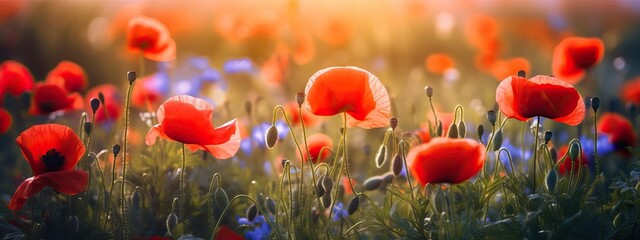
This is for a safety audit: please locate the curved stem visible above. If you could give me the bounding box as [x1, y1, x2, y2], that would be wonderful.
[427, 97, 439, 132]
[211, 195, 282, 240]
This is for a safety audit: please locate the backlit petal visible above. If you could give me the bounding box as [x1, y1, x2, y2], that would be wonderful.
[16, 124, 85, 175]
[9, 170, 88, 211]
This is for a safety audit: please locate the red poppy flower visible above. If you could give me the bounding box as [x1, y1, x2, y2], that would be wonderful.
[85, 84, 122, 125]
[464, 14, 499, 49]
[0, 60, 34, 101]
[28, 82, 83, 115]
[0, 108, 11, 134]
[490, 57, 530, 81]
[304, 66, 391, 129]
[425, 53, 455, 74]
[127, 15, 176, 62]
[9, 124, 88, 210]
[408, 137, 486, 185]
[496, 75, 585, 126]
[314, 14, 353, 47]
[146, 95, 240, 159]
[45, 61, 88, 93]
[597, 112, 636, 151]
[285, 102, 320, 127]
[556, 145, 588, 175]
[298, 133, 333, 163]
[552, 37, 604, 84]
[131, 74, 164, 110]
[214, 226, 244, 240]
[621, 76, 640, 105]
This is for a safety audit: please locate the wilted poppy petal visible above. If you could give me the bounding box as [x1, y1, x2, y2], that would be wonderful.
[552, 37, 604, 84]
[16, 124, 85, 175]
[297, 133, 333, 163]
[9, 170, 88, 211]
[305, 66, 390, 129]
[408, 137, 485, 185]
[0, 60, 34, 96]
[0, 108, 11, 134]
[45, 61, 88, 92]
[186, 119, 240, 159]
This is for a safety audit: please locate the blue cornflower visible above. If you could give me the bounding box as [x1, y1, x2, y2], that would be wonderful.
[237, 215, 272, 240]
[224, 58, 255, 74]
[331, 202, 348, 221]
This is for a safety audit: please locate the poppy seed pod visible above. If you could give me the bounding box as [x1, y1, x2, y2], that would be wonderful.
[545, 168, 558, 193]
[112, 144, 121, 156]
[296, 92, 305, 106]
[166, 213, 178, 236]
[246, 204, 258, 222]
[390, 117, 398, 130]
[447, 123, 458, 138]
[392, 153, 404, 176]
[544, 130, 553, 144]
[591, 97, 600, 112]
[569, 142, 580, 160]
[90, 98, 100, 113]
[425, 86, 434, 98]
[265, 125, 279, 149]
[477, 124, 484, 140]
[347, 196, 360, 215]
[487, 110, 497, 126]
[375, 145, 387, 168]
[458, 120, 466, 138]
[127, 70, 137, 84]
[363, 176, 384, 191]
[492, 130, 503, 151]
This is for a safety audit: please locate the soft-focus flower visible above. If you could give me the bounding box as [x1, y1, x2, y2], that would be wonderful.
[556, 145, 588, 175]
[0, 108, 11, 134]
[28, 82, 83, 115]
[132, 73, 169, 110]
[85, 84, 122, 125]
[224, 58, 255, 74]
[330, 202, 348, 221]
[213, 0, 284, 43]
[496, 75, 585, 126]
[45, 61, 88, 93]
[261, 44, 289, 85]
[425, 53, 455, 74]
[490, 57, 530, 81]
[239, 121, 289, 155]
[9, 124, 88, 210]
[146, 95, 240, 159]
[464, 14, 499, 49]
[313, 14, 353, 47]
[0, 60, 34, 103]
[238, 215, 271, 240]
[597, 112, 636, 153]
[285, 102, 320, 127]
[304, 66, 391, 129]
[127, 15, 176, 62]
[408, 137, 486, 185]
[215, 226, 244, 240]
[552, 37, 604, 84]
[621, 76, 640, 105]
[298, 133, 333, 163]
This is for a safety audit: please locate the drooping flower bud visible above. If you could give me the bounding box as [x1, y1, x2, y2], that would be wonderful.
[477, 124, 484, 140]
[322, 174, 334, 193]
[569, 141, 580, 160]
[347, 196, 360, 215]
[265, 125, 279, 149]
[214, 188, 229, 209]
[375, 145, 387, 168]
[246, 204, 258, 222]
[492, 130, 503, 151]
[265, 197, 277, 214]
[544, 130, 553, 144]
[321, 192, 331, 208]
[166, 213, 178, 236]
[545, 168, 558, 193]
[127, 70, 137, 84]
[392, 153, 403, 176]
[363, 176, 384, 191]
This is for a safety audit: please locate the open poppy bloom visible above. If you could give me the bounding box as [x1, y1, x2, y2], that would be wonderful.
[556, 145, 588, 175]
[127, 15, 176, 62]
[0, 60, 34, 102]
[45, 61, 88, 93]
[621, 76, 640, 105]
[0, 108, 11, 134]
[298, 133, 333, 163]
[146, 95, 240, 159]
[85, 84, 122, 125]
[408, 137, 486, 185]
[597, 112, 636, 152]
[552, 37, 604, 84]
[496, 74, 585, 126]
[425, 53, 455, 74]
[304, 66, 391, 129]
[9, 124, 88, 210]
[28, 82, 83, 115]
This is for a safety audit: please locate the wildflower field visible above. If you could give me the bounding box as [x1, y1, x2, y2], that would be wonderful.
[2, 0, 640, 239]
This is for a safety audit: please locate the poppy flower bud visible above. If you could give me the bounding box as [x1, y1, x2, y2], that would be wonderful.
[382, 171, 395, 184]
[436, 120, 443, 137]
[84, 122, 92, 136]
[214, 188, 229, 209]
[492, 130, 503, 151]
[425, 86, 434, 98]
[166, 213, 178, 236]
[265, 125, 279, 149]
[363, 176, 384, 191]
[112, 144, 121, 156]
[544, 130, 553, 144]
[316, 184, 326, 198]
[98, 92, 105, 105]
[266, 197, 277, 214]
[569, 142, 580, 160]
[590, 97, 600, 112]
[68, 215, 79, 232]
[390, 117, 398, 130]
[487, 110, 497, 126]
[321, 192, 332, 208]
[296, 92, 305, 106]
[458, 120, 466, 138]
[90, 98, 100, 113]
[246, 204, 258, 222]
[347, 196, 360, 215]
[477, 124, 484, 140]
[127, 70, 137, 84]
[322, 174, 334, 193]
[545, 169, 558, 193]
[447, 123, 458, 138]
[517, 70, 526, 78]
[392, 153, 403, 176]
[375, 145, 387, 168]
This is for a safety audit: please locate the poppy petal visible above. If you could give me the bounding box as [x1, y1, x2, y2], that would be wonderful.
[552, 37, 604, 84]
[45, 61, 88, 92]
[495, 76, 524, 120]
[186, 119, 240, 159]
[408, 137, 485, 185]
[127, 15, 176, 62]
[157, 95, 214, 124]
[0, 60, 34, 96]
[9, 170, 88, 211]
[529, 75, 585, 126]
[16, 124, 85, 175]
[144, 39, 177, 62]
[0, 108, 11, 134]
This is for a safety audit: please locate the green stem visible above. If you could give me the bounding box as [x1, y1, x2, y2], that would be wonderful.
[103, 151, 119, 231]
[120, 78, 134, 239]
[180, 143, 187, 221]
[593, 110, 605, 239]
[211, 195, 282, 240]
[342, 113, 356, 195]
[532, 116, 541, 194]
[427, 97, 439, 134]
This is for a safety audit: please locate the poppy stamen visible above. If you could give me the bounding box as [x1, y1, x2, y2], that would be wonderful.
[41, 148, 65, 171]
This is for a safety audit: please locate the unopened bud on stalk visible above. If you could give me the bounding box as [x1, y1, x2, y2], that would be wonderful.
[517, 70, 526, 78]
[265, 125, 279, 149]
[550, 148, 558, 162]
[296, 92, 305, 106]
[477, 124, 484, 140]
[569, 142, 580, 160]
[348, 196, 360, 215]
[545, 168, 558, 193]
[425, 86, 434, 98]
[90, 98, 100, 113]
[246, 204, 258, 222]
[127, 70, 137, 84]
[166, 213, 178, 236]
[591, 97, 600, 112]
[492, 130, 503, 151]
[390, 117, 398, 130]
[436, 120, 443, 137]
[363, 176, 384, 191]
[544, 130, 553, 144]
[322, 174, 334, 193]
[487, 110, 497, 126]
[112, 144, 121, 156]
[447, 123, 458, 138]
[375, 145, 387, 168]
[458, 120, 466, 138]
[392, 153, 404, 176]
[321, 192, 331, 208]
[266, 197, 277, 214]
[84, 122, 92, 136]
[214, 188, 229, 209]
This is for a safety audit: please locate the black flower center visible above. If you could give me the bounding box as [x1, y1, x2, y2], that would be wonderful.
[41, 148, 65, 171]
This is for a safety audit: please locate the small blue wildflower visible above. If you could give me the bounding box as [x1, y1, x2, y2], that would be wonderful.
[224, 58, 255, 74]
[237, 215, 272, 240]
[331, 202, 348, 221]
